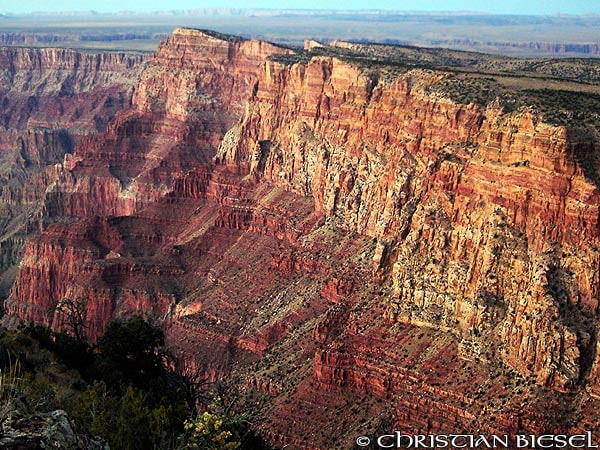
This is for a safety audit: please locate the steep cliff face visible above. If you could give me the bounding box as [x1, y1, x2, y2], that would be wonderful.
[4, 29, 296, 337]
[0, 46, 147, 141]
[218, 53, 600, 392]
[0, 46, 147, 297]
[4, 29, 600, 449]
[35, 29, 294, 220]
[134, 28, 294, 119]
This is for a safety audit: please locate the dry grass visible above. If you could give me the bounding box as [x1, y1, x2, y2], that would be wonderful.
[0, 354, 23, 426]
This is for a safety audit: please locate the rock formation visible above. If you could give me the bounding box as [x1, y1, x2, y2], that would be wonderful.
[0, 408, 108, 450]
[3, 27, 600, 448]
[0, 45, 147, 298]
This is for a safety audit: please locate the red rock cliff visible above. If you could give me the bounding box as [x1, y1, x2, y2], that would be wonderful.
[4, 29, 600, 448]
[0, 46, 147, 298]
[218, 53, 600, 392]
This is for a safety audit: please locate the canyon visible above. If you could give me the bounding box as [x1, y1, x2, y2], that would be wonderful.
[2, 27, 600, 449]
[0, 45, 148, 300]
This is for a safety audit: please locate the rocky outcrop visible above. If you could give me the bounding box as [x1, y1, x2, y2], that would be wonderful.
[4, 28, 600, 449]
[0, 409, 108, 450]
[133, 28, 294, 119]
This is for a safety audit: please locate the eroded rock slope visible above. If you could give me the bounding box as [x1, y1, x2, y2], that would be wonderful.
[4, 28, 600, 449]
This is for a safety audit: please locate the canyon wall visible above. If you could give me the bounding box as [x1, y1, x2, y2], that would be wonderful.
[218, 53, 600, 391]
[3, 28, 600, 448]
[0, 46, 147, 141]
[0, 45, 147, 297]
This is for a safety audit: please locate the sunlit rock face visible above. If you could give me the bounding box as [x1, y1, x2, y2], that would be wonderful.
[4, 28, 600, 449]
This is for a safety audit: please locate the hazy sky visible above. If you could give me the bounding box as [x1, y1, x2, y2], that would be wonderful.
[1, 0, 599, 15]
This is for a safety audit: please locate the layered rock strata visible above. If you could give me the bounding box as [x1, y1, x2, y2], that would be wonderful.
[4, 28, 600, 448]
[0, 46, 147, 296]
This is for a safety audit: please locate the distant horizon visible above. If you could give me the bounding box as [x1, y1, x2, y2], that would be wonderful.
[1, 1, 599, 16]
[5, 9, 600, 17]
